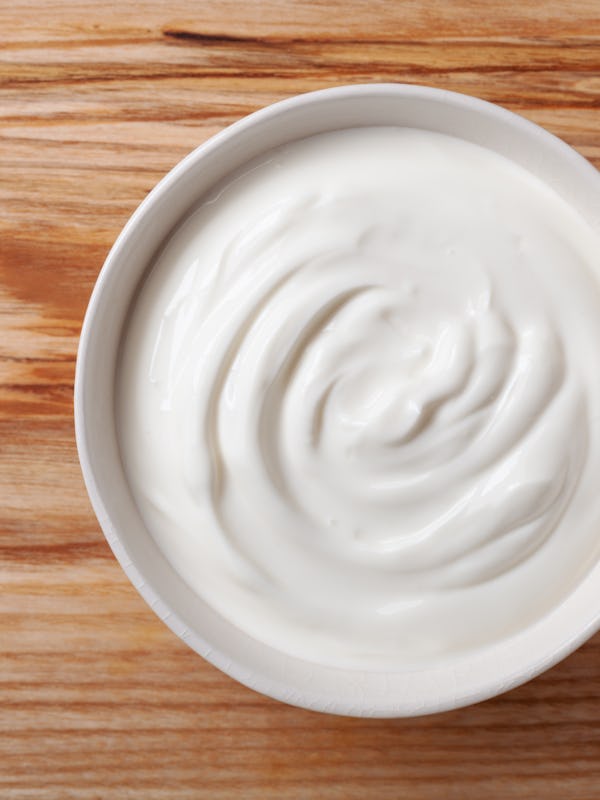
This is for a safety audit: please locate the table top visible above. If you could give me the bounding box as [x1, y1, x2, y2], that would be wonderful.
[2, 1, 600, 797]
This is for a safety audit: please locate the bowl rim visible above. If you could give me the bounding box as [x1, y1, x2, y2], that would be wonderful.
[75, 82, 600, 717]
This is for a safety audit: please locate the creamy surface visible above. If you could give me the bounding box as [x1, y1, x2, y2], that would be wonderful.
[118, 128, 600, 668]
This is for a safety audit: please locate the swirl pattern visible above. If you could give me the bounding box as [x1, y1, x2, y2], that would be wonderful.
[118, 128, 600, 666]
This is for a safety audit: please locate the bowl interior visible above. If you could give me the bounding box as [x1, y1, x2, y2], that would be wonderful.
[75, 84, 600, 716]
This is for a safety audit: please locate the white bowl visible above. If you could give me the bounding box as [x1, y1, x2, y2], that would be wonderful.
[75, 84, 600, 717]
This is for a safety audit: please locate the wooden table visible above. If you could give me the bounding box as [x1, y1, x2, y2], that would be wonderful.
[2, 1, 600, 797]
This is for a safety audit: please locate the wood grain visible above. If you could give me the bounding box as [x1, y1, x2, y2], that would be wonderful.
[1, 1, 600, 797]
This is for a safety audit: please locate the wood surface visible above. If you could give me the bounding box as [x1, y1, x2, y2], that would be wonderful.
[2, 1, 600, 797]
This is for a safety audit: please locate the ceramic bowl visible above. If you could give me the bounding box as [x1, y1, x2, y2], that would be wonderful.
[75, 84, 600, 717]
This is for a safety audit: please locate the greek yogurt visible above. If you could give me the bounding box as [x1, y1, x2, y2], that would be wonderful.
[117, 127, 600, 668]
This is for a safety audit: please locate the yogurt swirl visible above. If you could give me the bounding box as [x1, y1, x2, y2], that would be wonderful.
[118, 128, 600, 667]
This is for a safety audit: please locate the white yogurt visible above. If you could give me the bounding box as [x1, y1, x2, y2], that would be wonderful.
[117, 127, 600, 668]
